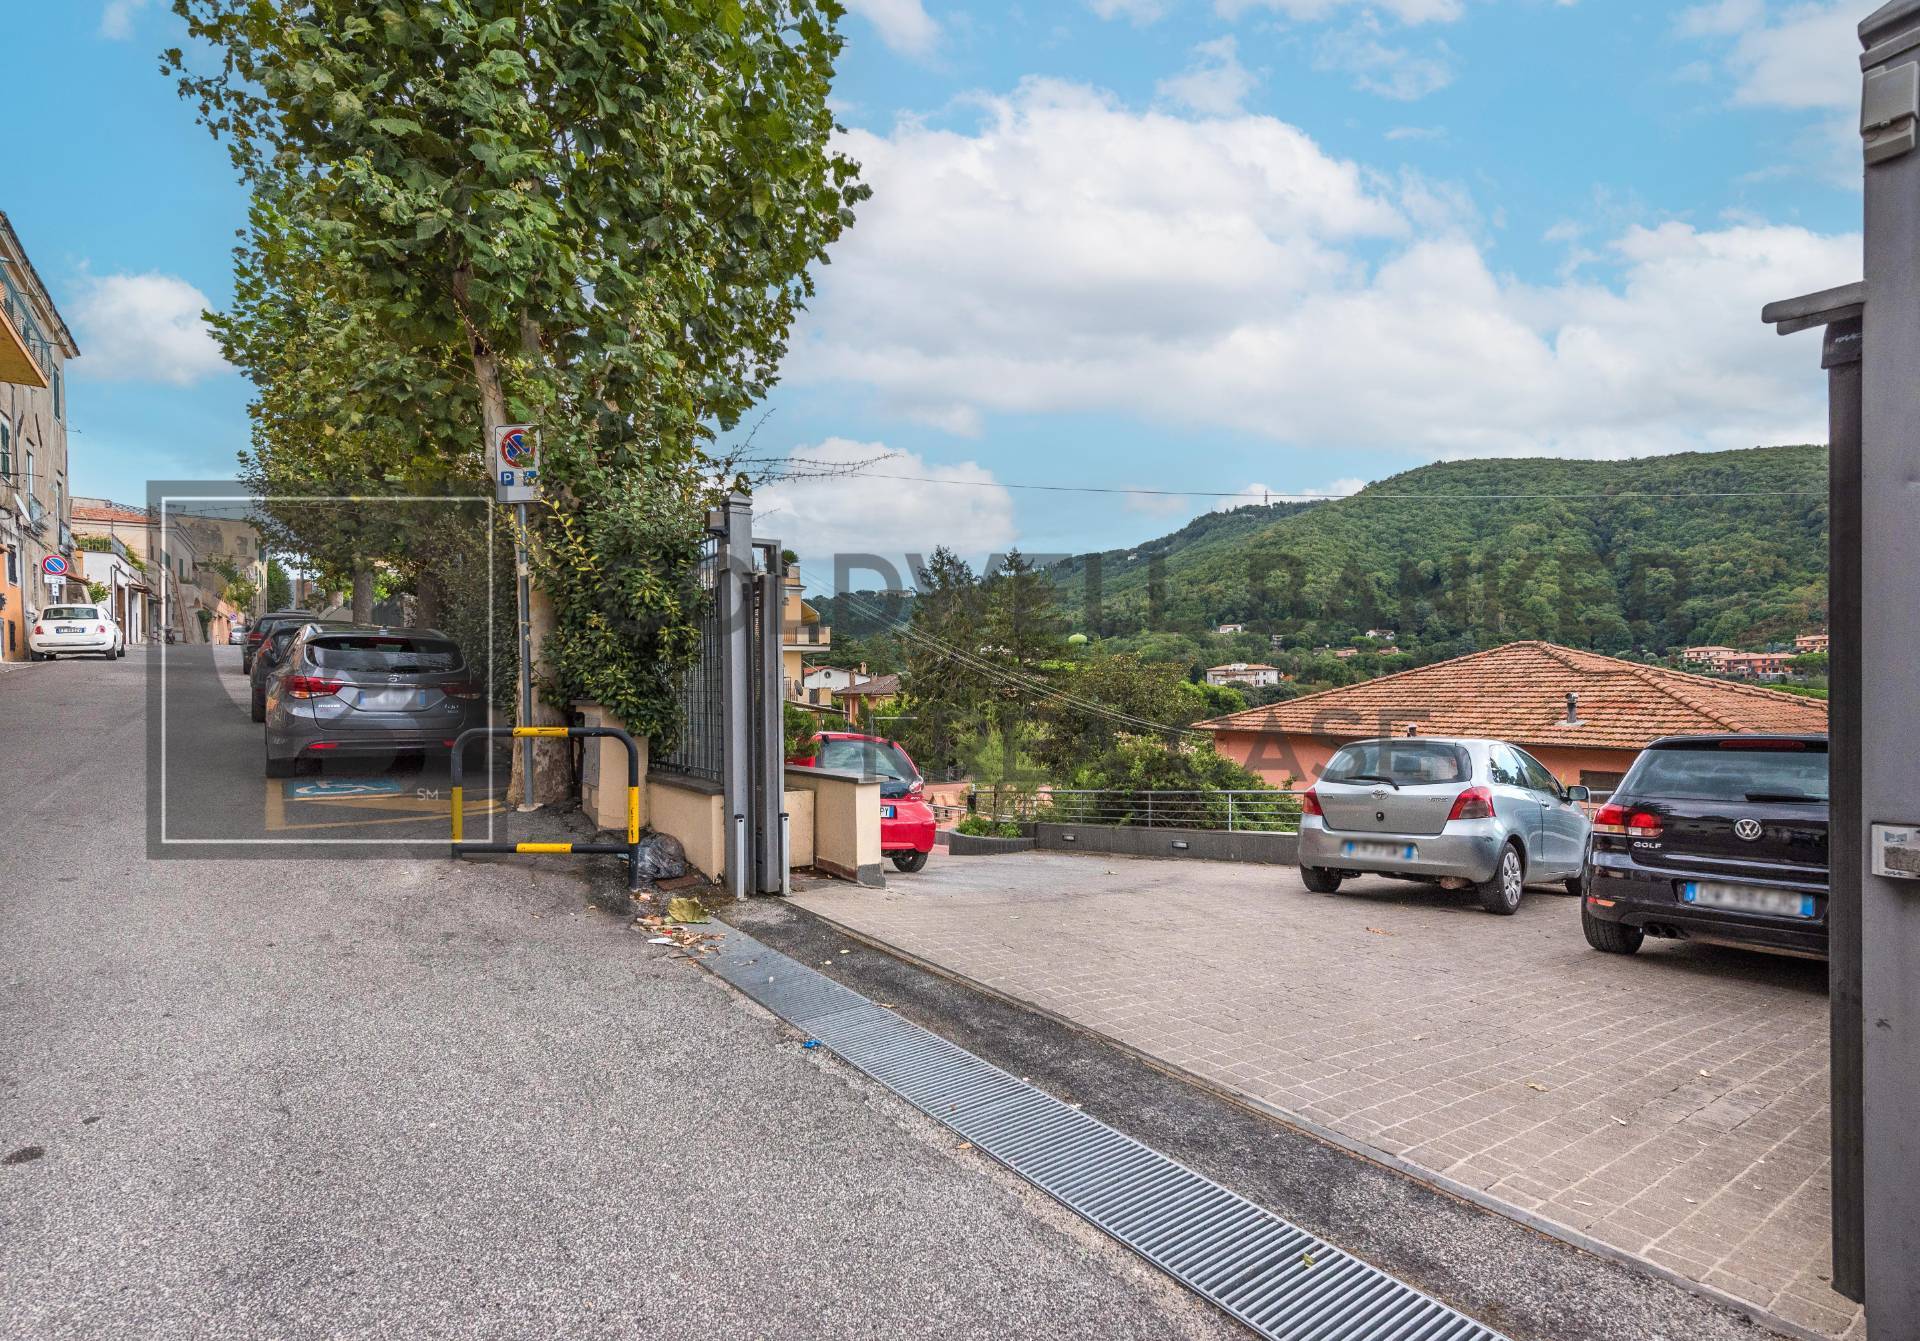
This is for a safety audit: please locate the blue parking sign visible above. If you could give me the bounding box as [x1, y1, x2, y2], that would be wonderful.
[499, 469, 515, 486]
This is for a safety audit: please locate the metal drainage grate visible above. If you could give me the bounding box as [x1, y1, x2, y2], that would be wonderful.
[703, 929, 1508, 1341]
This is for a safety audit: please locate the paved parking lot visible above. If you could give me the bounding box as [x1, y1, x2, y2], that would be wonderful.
[796, 850, 1860, 1339]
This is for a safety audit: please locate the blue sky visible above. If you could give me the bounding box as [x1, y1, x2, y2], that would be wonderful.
[12, 1, 1866, 588]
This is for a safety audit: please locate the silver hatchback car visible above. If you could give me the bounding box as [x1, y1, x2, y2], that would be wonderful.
[264, 625, 486, 777]
[1296, 737, 1592, 915]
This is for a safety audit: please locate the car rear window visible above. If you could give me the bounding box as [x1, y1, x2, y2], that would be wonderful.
[815, 737, 917, 781]
[1322, 740, 1472, 786]
[307, 635, 462, 674]
[43, 607, 99, 620]
[1625, 741, 1829, 803]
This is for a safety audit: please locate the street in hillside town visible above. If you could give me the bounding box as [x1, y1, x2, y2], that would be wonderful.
[8, 3, 1920, 1341]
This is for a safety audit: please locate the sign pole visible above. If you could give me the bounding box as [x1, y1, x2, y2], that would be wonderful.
[491, 422, 542, 812]
[515, 499, 534, 811]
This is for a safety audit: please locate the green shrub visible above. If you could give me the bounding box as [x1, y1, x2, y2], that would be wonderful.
[954, 815, 1023, 838]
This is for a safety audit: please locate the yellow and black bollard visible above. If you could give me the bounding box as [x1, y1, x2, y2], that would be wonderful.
[449, 725, 643, 894]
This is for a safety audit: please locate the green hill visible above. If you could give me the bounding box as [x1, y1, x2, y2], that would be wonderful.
[1048, 445, 1829, 655]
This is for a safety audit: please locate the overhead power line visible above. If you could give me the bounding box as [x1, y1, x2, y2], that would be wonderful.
[835, 472, 1828, 503]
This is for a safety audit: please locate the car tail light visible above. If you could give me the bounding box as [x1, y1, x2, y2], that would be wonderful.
[443, 680, 484, 700]
[284, 674, 344, 699]
[97, 625, 107, 633]
[305, 741, 339, 751]
[908, 778, 924, 796]
[1300, 787, 1323, 817]
[1593, 802, 1663, 837]
[1447, 786, 1495, 821]
[32, 625, 43, 636]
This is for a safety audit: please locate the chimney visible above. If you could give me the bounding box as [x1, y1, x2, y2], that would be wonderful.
[1565, 691, 1581, 724]
[859, 662, 867, 677]
[1404, 722, 1418, 737]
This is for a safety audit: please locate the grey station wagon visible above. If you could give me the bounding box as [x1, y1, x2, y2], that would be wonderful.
[263, 626, 485, 776]
[1296, 736, 1592, 915]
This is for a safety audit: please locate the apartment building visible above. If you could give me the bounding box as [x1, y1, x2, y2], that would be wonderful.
[1, 212, 81, 661]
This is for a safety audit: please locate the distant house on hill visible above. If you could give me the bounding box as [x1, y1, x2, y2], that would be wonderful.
[1215, 623, 1245, 635]
[1794, 631, 1830, 654]
[834, 673, 901, 728]
[1205, 662, 1282, 689]
[1196, 641, 1828, 796]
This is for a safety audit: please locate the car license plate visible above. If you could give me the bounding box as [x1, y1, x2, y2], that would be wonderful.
[56, 625, 83, 634]
[1680, 881, 1816, 918]
[881, 805, 896, 819]
[1342, 839, 1417, 861]
[352, 688, 426, 710]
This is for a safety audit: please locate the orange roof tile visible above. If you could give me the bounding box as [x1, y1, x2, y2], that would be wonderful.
[1196, 641, 1826, 751]
[72, 504, 155, 525]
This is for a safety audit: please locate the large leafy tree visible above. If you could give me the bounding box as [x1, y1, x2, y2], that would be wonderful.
[172, 0, 867, 799]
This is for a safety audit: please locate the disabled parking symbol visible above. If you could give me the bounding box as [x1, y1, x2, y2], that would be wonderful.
[286, 778, 406, 799]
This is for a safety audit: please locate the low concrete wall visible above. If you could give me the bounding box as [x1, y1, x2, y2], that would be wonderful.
[947, 831, 1038, 856]
[1035, 823, 1298, 865]
[785, 765, 883, 886]
[783, 787, 815, 869]
[574, 702, 647, 834]
[649, 774, 725, 882]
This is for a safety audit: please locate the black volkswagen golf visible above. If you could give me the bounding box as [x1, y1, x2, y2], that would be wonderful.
[1582, 734, 1829, 958]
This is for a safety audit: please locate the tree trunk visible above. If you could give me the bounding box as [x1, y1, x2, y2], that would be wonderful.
[351, 564, 374, 624]
[458, 282, 570, 808]
[415, 569, 442, 630]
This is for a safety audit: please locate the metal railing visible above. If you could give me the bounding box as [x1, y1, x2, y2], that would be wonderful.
[450, 725, 643, 894]
[0, 260, 55, 378]
[972, 786, 1302, 834]
[785, 623, 831, 647]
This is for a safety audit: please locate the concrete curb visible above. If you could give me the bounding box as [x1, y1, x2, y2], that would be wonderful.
[793, 900, 1829, 1341]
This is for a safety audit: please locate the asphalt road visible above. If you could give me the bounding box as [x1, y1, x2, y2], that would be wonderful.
[0, 649, 1237, 1340]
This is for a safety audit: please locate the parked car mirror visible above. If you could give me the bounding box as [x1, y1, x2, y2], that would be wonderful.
[1567, 785, 1591, 803]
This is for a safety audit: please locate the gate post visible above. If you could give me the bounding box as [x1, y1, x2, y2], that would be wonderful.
[718, 492, 754, 900]
[754, 547, 787, 894]
[1852, 5, 1920, 1325]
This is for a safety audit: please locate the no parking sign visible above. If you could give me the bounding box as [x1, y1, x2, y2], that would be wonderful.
[492, 423, 540, 503]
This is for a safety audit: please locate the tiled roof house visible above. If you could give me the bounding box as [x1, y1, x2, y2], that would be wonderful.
[1197, 641, 1827, 794]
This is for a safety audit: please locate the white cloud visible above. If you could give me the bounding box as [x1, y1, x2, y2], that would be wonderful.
[1217, 0, 1464, 25]
[754, 439, 1016, 574]
[72, 273, 231, 386]
[1678, 2, 1859, 183]
[98, 0, 149, 39]
[843, 0, 941, 58]
[1157, 37, 1260, 116]
[794, 79, 1853, 464]
[1090, 0, 1171, 22]
[1316, 19, 1456, 101]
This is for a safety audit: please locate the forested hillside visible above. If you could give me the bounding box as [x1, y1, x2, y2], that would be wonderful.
[1047, 445, 1828, 655]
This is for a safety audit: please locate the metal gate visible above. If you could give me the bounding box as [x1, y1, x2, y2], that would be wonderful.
[651, 495, 786, 897]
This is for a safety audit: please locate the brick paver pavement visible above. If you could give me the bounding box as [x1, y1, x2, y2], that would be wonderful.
[796, 851, 1862, 1339]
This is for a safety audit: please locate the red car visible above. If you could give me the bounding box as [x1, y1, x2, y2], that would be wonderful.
[790, 731, 937, 873]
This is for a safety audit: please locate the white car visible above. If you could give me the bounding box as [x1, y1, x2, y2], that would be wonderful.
[29, 604, 126, 660]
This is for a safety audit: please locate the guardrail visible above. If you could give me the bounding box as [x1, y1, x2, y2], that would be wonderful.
[970, 787, 1302, 834]
[449, 725, 643, 894]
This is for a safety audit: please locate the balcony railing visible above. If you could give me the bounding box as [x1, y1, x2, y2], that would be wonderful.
[785, 622, 831, 647]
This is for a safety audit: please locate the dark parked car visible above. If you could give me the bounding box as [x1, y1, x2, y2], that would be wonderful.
[243, 609, 319, 675]
[264, 626, 485, 777]
[250, 620, 355, 722]
[1583, 734, 1829, 958]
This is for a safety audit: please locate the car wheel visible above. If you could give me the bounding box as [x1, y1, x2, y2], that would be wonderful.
[250, 690, 266, 724]
[265, 742, 296, 778]
[1563, 875, 1585, 897]
[892, 850, 929, 874]
[1299, 865, 1343, 894]
[1582, 903, 1644, 955]
[1477, 844, 1525, 916]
